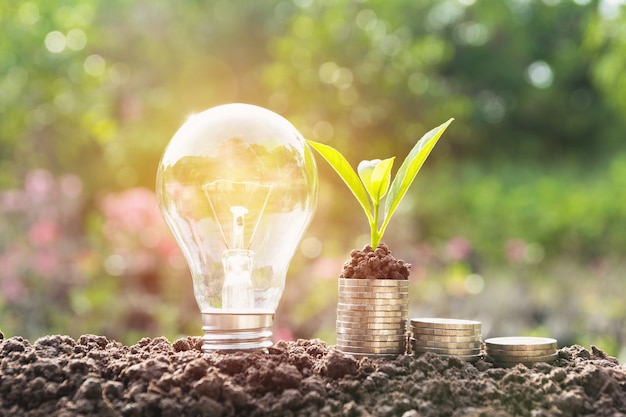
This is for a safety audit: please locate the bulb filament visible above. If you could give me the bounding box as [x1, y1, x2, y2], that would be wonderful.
[230, 205, 248, 249]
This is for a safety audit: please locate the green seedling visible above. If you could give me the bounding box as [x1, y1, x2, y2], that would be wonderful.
[308, 118, 453, 249]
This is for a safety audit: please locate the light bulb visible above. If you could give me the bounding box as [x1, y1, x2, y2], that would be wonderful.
[156, 103, 318, 352]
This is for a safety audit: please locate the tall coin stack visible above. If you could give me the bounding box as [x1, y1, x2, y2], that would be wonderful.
[485, 337, 558, 368]
[410, 318, 482, 362]
[336, 278, 408, 357]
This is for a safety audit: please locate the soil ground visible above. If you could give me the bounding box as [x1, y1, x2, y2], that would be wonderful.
[1, 332, 625, 416]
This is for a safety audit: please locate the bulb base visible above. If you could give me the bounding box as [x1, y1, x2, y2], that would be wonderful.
[201, 312, 274, 352]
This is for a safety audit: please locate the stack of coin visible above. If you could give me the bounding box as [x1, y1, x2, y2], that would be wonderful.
[410, 318, 482, 362]
[485, 336, 558, 367]
[336, 278, 408, 356]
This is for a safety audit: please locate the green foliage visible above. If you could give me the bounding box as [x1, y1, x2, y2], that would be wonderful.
[308, 118, 452, 248]
[584, 6, 626, 128]
[410, 154, 626, 263]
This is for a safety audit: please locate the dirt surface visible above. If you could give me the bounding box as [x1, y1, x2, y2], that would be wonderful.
[340, 243, 411, 279]
[1, 331, 625, 417]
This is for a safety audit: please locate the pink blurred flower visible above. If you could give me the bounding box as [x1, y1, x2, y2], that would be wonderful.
[25, 169, 55, 203]
[445, 236, 472, 261]
[32, 250, 61, 278]
[411, 243, 435, 265]
[0, 276, 27, 304]
[0, 248, 28, 302]
[100, 188, 163, 235]
[119, 95, 143, 122]
[99, 187, 183, 276]
[0, 247, 23, 280]
[273, 325, 294, 342]
[59, 174, 83, 198]
[312, 257, 344, 280]
[505, 239, 527, 264]
[28, 220, 60, 247]
[0, 190, 26, 212]
[588, 257, 609, 278]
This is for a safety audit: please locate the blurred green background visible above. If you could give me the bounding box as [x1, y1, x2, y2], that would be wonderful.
[1, 0, 625, 360]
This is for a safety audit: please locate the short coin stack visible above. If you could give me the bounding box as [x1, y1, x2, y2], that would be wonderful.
[485, 337, 558, 368]
[336, 278, 408, 356]
[410, 318, 482, 362]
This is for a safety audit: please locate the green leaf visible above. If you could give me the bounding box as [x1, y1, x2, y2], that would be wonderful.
[381, 118, 454, 233]
[307, 140, 374, 223]
[358, 158, 395, 204]
[357, 159, 380, 200]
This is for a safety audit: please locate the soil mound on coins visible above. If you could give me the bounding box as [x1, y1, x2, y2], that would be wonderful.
[1, 332, 625, 416]
[340, 243, 411, 279]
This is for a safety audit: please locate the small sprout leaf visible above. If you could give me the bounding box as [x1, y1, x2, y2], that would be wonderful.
[382, 118, 454, 235]
[307, 140, 374, 224]
[358, 158, 395, 203]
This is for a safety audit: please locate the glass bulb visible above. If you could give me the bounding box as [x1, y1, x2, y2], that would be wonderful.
[156, 103, 318, 352]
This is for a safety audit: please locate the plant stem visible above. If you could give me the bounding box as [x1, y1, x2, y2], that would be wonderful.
[371, 201, 381, 248]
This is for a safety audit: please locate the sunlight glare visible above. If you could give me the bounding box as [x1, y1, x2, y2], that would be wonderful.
[45, 31, 66, 53]
[526, 60, 554, 89]
[84, 55, 106, 76]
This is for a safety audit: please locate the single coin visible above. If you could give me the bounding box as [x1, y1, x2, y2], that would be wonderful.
[339, 352, 399, 359]
[410, 339, 481, 350]
[336, 333, 407, 342]
[411, 327, 481, 337]
[338, 337, 407, 345]
[338, 309, 408, 316]
[411, 345, 481, 356]
[410, 318, 482, 330]
[338, 345, 406, 353]
[337, 325, 406, 333]
[339, 285, 409, 293]
[338, 324, 406, 331]
[338, 291, 409, 299]
[337, 317, 407, 324]
[338, 279, 409, 287]
[338, 310, 407, 317]
[336, 345, 405, 354]
[337, 335, 406, 346]
[339, 292, 408, 299]
[337, 328, 408, 337]
[486, 347, 556, 357]
[337, 309, 409, 316]
[338, 317, 407, 324]
[411, 333, 481, 343]
[413, 351, 481, 362]
[496, 358, 559, 368]
[338, 296, 408, 305]
[339, 282, 408, 289]
[338, 291, 409, 298]
[338, 310, 407, 318]
[336, 339, 406, 349]
[337, 321, 407, 331]
[338, 303, 408, 312]
[338, 295, 408, 303]
[339, 290, 408, 296]
[337, 312, 406, 320]
[484, 337, 557, 351]
[337, 315, 406, 329]
[339, 305, 407, 312]
[493, 352, 559, 363]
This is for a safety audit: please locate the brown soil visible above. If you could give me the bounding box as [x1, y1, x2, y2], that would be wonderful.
[1, 332, 625, 417]
[340, 243, 411, 279]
